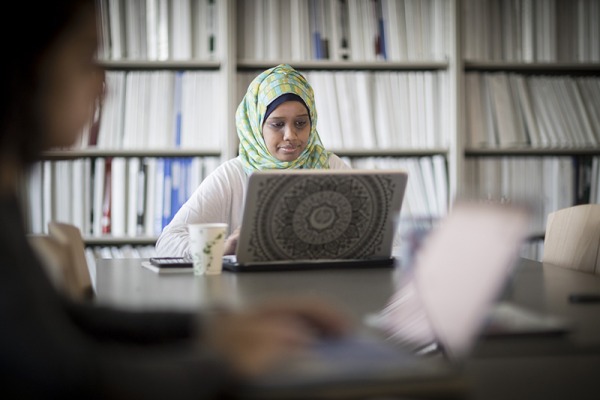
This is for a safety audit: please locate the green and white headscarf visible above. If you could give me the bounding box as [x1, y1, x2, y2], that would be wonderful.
[236, 64, 331, 174]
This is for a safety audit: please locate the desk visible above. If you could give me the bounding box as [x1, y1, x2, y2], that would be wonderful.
[95, 258, 600, 400]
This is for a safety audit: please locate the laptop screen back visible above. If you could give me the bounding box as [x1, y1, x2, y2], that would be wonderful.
[413, 201, 530, 360]
[236, 169, 408, 263]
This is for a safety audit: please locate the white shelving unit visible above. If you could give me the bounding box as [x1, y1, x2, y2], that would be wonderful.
[29, 0, 599, 259]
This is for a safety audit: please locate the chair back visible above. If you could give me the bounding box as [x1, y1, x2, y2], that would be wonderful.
[543, 204, 600, 275]
[28, 222, 94, 300]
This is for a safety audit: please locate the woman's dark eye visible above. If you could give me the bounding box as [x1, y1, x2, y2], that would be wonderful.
[295, 120, 307, 128]
[270, 122, 284, 129]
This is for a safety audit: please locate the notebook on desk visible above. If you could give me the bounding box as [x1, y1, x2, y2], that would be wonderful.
[236, 201, 535, 399]
[223, 169, 408, 272]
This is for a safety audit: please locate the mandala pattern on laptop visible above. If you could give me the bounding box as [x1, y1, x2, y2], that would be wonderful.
[248, 174, 396, 260]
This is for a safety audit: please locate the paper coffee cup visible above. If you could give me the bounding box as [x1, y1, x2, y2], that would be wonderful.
[188, 223, 228, 275]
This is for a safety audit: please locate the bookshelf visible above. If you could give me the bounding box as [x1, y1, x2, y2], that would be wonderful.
[26, 0, 599, 261]
[26, 0, 237, 256]
[461, 0, 600, 259]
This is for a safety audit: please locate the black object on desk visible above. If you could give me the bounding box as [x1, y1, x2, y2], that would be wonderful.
[568, 293, 600, 304]
[222, 256, 395, 272]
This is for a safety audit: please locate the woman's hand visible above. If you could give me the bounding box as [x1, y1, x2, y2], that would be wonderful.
[203, 296, 351, 379]
[223, 227, 240, 255]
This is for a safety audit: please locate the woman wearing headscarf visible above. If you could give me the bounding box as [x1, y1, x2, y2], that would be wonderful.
[156, 64, 350, 257]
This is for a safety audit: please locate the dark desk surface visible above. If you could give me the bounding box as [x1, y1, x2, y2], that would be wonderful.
[94, 257, 600, 400]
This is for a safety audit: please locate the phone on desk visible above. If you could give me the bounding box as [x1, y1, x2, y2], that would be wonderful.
[149, 257, 193, 268]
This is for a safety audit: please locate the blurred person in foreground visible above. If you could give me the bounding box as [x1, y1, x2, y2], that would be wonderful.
[0, 1, 349, 397]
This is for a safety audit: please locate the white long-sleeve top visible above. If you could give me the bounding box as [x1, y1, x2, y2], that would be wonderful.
[155, 155, 351, 257]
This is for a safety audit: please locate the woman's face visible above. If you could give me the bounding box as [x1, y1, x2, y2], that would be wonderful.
[262, 101, 311, 162]
[41, 7, 104, 149]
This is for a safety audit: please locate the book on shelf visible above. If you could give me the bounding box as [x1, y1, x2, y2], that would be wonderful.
[143, 158, 156, 237]
[382, 0, 401, 60]
[169, 160, 181, 227]
[407, 72, 421, 146]
[510, 74, 540, 147]
[578, 78, 600, 137]
[71, 160, 88, 234]
[99, 0, 219, 61]
[207, 0, 217, 58]
[170, 0, 192, 60]
[309, 0, 325, 59]
[388, 74, 405, 147]
[96, 0, 111, 62]
[278, 0, 293, 59]
[238, 0, 256, 59]
[40, 162, 51, 234]
[136, 159, 147, 236]
[348, 157, 449, 221]
[161, 158, 172, 231]
[423, 72, 436, 148]
[591, 158, 600, 204]
[347, 0, 364, 61]
[194, 0, 209, 58]
[25, 156, 221, 239]
[236, 0, 447, 61]
[403, 0, 415, 59]
[374, 0, 386, 60]
[463, 0, 600, 62]
[575, 157, 594, 205]
[254, 0, 266, 59]
[465, 157, 588, 235]
[354, 71, 376, 149]
[290, 0, 311, 60]
[265, 0, 282, 60]
[96, 72, 125, 149]
[145, 0, 169, 61]
[107, 0, 125, 60]
[419, 156, 440, 217]
[565, 78, 597, 146]
[180, 72, 223, 150]
[486, 73, 528, 147]
[124, 0, 147, 60]
[331, 72, 352, 147]
[126, 157, 141, 237]
[372, 73, 393, 148]
[337, 0, 350, 60]
[92, 158, 105, 236]
[173, 71, 184, 146]
[88, 70, 223, 151]
[53, 161, 73, 227]
[466, 73, 600, 148]
[362, 0, 378, 61]
[25, 163, 44, 234]
[110, 157, 127, 237]
[432, 155, 448, 216]
[297, 70, 448, 150]
[521, 0, 534, 62]
[529, 78, 555, 147]
[101, 158, 112, 235]
[304, 72, 339, 149]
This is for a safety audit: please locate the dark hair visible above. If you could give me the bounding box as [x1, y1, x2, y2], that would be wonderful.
[263, 93, 311, 125]
[0, 0, 94, 167]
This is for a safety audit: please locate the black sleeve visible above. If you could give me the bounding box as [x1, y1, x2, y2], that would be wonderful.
[63, 298, 199, 345]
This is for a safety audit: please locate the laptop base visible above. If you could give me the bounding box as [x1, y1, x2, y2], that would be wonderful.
[223, 257, 395, 272]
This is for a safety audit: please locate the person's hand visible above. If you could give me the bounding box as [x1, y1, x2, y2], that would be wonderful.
[203, 296, 351, 379]
[223, 227, 240, 255]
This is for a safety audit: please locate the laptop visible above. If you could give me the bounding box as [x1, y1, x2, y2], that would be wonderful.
[223, 169, 408, 272]
[236, 201, 536, 399]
